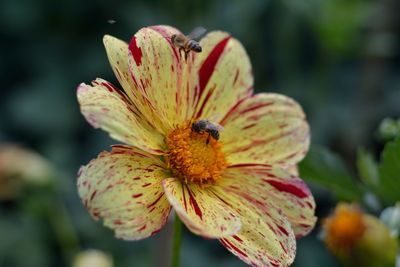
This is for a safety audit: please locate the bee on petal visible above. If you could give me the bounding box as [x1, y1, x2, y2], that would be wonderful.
[171, 27, 206, 62]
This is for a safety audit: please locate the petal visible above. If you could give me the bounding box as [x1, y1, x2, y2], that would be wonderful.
[191, 31, 253, 120]
[221, 93, 310, 165]
[103, 35, 137, 105]
[77, 145, 171, 240]
[212, 186, 296, 267]
[103, 34, 168, 135]
[219, 164, 316, 238]
[128, 26, 195, 133]
[162, 178, 241, 238]
[77, 79, 165, 154]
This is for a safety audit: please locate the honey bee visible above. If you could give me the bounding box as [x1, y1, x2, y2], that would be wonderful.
[191, 119, 222, 144]
[171, 27, 207, 61]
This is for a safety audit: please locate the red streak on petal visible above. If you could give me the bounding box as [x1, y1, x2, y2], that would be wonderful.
[150, 26, 180, 63]
[238, 102, 274, 115]
[142, 183, 152, 187]
[195, 85, 215, 118]
[147, 193, 164, 208]
[132, 193, 143, 198]
[219, 97, 248, 125]
[233, 69, 239, 86]
[266, 179, 309, 199]
[279, 241, 288, 253]
[277, 225, 289, 236]
[138, 225, 147, 232]
[90, 190, 97, 201]
[221, 238, 248, 258]
[198, 36, 230, 98]
[241, 123, 257, 130]
[129, 36, 142, 66]
[182, 185, 188, 212]
[151, 228, 162, 236]
[186, 186, 203, 220]
[228, 163, 272, 168]
[232, 235, 243, 242]
[114, 219, 123, 225]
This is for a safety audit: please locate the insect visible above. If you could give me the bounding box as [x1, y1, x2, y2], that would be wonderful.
[171, 27, 207, 61]
[191, 119, 222, 144]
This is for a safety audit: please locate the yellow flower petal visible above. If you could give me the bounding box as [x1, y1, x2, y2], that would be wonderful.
[191, 31, 253, 120]
[162, 178, 241, 238]
[221, 93, 310, 165]
[212, 186, 296, 267]
[219, 164, 316, 238]
[77, 145, 171, 240]
[77, 79, 165, 154]
[103, 34, 168, 135]
[127, 26, 196, 133]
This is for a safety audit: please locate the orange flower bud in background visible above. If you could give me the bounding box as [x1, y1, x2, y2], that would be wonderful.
[322, 203, 398, 267]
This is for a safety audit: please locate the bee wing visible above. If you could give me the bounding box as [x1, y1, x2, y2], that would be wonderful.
[215, 123, 224, 131]
[205, 115, 225, 131]
[187, 27, 207, 40]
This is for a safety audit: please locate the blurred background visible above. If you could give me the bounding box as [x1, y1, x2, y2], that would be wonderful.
[1, 0, 399, 266]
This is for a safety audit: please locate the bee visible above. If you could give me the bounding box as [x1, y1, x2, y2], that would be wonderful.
[191, 119, 222, 144]
[171, 27, 207, 61]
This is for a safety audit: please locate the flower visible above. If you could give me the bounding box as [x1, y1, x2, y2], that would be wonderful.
[73, 249, 113, 267]
[77, 25, 316, 267]
[322, 203, 398, 267]
[0, 144, 54, 200]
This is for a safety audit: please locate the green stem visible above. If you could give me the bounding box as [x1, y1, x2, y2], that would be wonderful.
[171, 215, 183, 267]
[46, 197, 81, 264]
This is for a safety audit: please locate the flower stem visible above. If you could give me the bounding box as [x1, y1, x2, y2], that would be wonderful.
[171, 214, 183, 267]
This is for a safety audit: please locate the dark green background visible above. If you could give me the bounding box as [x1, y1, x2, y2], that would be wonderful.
[1, 0, 399, 266]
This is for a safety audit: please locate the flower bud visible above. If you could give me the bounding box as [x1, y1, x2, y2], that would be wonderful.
[322, 203, 398, 267]
[73, 250, 113, 267]
[0, 144, 54, 200]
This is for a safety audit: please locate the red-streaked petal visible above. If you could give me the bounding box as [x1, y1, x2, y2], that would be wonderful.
[103, 35, 166, 135]
[221, 93, 310, 165]
[77, 145, 171, 240]
[212, 186, 296, 267]
[219, 164, 316, 238]
[77, 79, 165, 154]
[162, 178, 241, 238]
[127, 25, 195, 133]
[191, 31, 253, 120]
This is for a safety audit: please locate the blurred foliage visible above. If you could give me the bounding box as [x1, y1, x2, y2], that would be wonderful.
[299, 147, 363, 201]
[1, 0, 400, 266]
[378, 137, 400, 203]
[300, 134, 400, 208]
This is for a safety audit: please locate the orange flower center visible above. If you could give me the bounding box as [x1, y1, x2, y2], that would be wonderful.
[323, 204, 366, 252]
[165, 122, 227, 185]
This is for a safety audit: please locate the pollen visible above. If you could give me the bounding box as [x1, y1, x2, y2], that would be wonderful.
[323, 203, 366, 252]
[165, 123, 227, 185]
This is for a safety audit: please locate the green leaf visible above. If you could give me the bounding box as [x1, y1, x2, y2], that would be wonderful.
[378, 138, 400, 203]
[357, 148, 379, 190]
[299, 146, 363, 201]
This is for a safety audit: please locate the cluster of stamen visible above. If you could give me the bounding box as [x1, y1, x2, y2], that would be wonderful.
[165, 123, 227, 185]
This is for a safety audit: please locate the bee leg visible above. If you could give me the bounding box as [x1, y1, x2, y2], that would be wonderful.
[178, 47, 183, 59]
[184, 51, 188, 62]
[206, 133, 210, 145]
